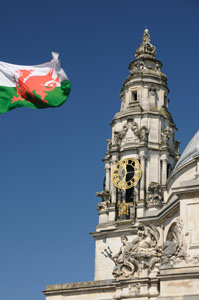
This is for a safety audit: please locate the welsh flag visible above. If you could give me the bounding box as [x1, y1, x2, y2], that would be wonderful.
[0, 52, 71, 113]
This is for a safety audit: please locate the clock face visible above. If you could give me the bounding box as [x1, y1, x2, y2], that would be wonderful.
[112, 158, 141, 189]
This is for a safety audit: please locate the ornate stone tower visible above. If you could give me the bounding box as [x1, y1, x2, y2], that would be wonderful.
[44, 30, 199, 300]
[93, 29, 180, 280]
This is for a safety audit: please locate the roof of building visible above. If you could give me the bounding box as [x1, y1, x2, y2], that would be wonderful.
[174, 130, 199, 171]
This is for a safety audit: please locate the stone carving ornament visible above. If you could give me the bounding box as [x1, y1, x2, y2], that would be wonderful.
[127, 117, 149, 142]
[161, 126, 173, 145]
[96, 190, 111, 211]
[161, 218, 199, 267]
[113, 283, 141, 299]
[135, 28, 156, 58]
[132, 59, 161, 74]
[111, 224, 161, 280]
[140, 126, 149, 142]
[174, 140, 181, 159]
[114, 123, 128, 146]
[106, 139, 112, 153]
[127, 117, 140, 137]
[162, 218, 187, 265]
[134, 59, 144, 71]
[113, 119, 149, 147]
[149, 85, 157, 95]
[147, 182, 163, 207]
[155, 62, 161, 71]
[129, 283, 141, 296]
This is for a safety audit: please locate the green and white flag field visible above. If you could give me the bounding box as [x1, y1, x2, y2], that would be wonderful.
[0, 52, 71, 113]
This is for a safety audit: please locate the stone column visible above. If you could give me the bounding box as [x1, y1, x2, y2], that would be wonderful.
[105, 164, 110, 190]
[162, 158, 167, 185]
[111, 158, 118, 204]
[108, 158, 118, 223]
[140, 154, 146, 200]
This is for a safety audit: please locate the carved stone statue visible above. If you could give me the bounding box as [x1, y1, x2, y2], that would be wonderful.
[130, 224, 160, 254]
[140, 126, 149, 142]
[114, 123, 128, 146]
[111, 224, 161, 280]
[161, 126, 172, 145]
[135, 29, 156, 58]
[162, 218, 187, 265]
[174, 140, 181, 159]
[96, 190, 111, 211]
[161, 218, 199, 267]
[127, 117, 149, 144]
[112, 236, 134, 279]
[147, 182, 163, 206]
[127, 117, 140, 137]
[106, 139, 112, 153]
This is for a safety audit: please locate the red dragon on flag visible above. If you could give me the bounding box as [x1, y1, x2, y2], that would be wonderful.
[12, 69, 60, 104]
[0, 53, 70, 113]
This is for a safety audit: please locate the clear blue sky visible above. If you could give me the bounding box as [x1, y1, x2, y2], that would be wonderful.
[0, 1, 199, 300]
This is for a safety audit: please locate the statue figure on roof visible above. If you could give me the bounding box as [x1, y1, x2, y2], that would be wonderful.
[135, 29, 156, 58]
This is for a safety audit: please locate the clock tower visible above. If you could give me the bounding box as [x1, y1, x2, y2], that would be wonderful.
[44, 29, 199, 300]
[93, 28, 180, 280]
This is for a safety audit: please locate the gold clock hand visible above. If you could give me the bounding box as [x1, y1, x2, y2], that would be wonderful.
[124, 164, 128, 181]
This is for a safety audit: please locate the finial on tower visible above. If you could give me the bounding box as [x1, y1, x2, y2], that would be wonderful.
[143, 28, 150, 43]
[135, 28, 156, 58]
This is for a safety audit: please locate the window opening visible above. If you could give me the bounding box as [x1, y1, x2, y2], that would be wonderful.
[132, 91, 137, 101]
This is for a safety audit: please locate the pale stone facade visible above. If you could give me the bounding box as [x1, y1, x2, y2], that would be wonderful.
[43, 30, 199, 300]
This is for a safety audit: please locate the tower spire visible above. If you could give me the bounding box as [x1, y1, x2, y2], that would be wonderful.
[135, 28, 156, 58]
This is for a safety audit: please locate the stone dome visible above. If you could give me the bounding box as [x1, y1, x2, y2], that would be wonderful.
[174, 130, 199, 171]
